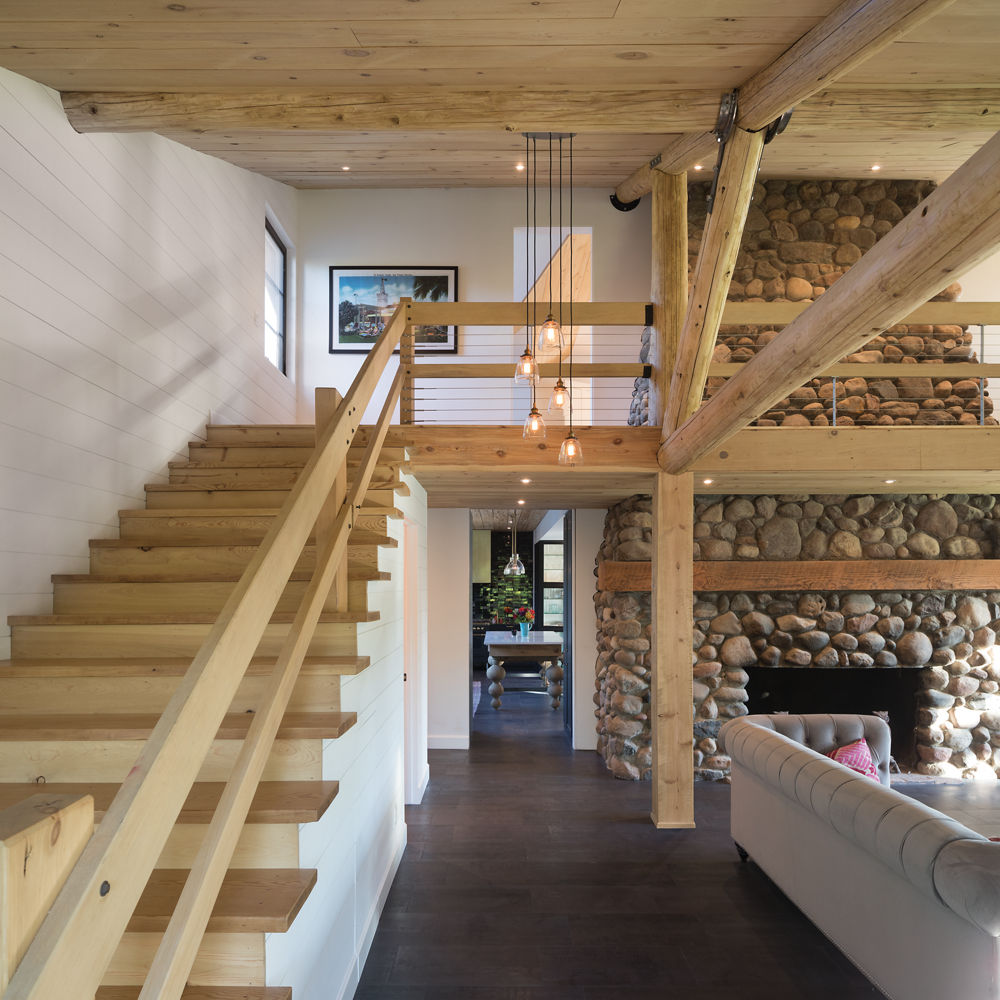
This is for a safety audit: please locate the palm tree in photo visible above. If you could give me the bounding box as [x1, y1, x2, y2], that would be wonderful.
[412, 274, 449, 301]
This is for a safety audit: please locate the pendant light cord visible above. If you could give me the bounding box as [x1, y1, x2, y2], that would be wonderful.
[558, 135, 564, 383]
[569, 134, 574, 433]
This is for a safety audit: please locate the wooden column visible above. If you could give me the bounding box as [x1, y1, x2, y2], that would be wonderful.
[648, 171, 688, 429]
[0, 794, 93, 992]
[316, 388, 348, 612]
[650, 471, 695, 829]
[663, 127, 765, 436]
[400, 297, 415, 426]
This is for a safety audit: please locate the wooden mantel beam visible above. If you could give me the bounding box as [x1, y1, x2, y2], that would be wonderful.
[615, 0, 959, 203]
[659, 130, 1000, 475]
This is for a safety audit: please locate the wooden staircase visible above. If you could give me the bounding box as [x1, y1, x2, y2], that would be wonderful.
[0, 423, 406, 997]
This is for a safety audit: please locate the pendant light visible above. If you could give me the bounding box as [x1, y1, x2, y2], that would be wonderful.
[514, 135, 537, 386]
[503, 510, 525, 576]
[539, 139, 562, 351]
[557, 134, 582, 465]
[549, 135, 570, 414]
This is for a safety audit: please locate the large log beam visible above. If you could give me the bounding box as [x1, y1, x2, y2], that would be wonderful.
[659, 130, 1000, 475]
[615, 0, 958, 203]
[663, 127, 765, 436]
[62, 82, 996, 138]
[62, 87, 719, 134]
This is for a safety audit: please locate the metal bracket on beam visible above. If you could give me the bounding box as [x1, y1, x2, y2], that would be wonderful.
[763, 108, 794, 145]
[610, 192, 641, 212]
[706, 90, 739, 214]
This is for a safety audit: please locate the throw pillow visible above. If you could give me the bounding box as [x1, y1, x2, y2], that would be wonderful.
[827, 738, 879, 781]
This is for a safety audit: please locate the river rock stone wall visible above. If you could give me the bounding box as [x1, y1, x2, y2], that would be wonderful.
[628, 178, 990, 427]
[595, 493, 1000, 782]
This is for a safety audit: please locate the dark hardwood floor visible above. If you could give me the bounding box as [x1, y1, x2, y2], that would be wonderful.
[356, 690, 888, 999]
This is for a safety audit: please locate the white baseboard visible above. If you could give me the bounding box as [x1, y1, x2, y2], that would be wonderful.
[406, 762, 430, 805]
[428, 735, 469, 749]
[335, 823, 407, 1000]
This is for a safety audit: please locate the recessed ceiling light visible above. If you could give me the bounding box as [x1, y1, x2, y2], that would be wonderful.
[515, 163, 525, 171]
[693, 164, 704, 171]
[341, 165, 350, 171]
[703, 478, 714, 485]
[871, 164, 881, 172]
[884, 478, 896, 484]
[517, 499, 526, 505]
[520, 477, 531, 484]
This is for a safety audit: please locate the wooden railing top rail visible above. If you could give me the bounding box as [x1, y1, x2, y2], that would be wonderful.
[710, 362, 1000, 379]
[405, 300, 1000, 329]
[4, 305, 406, 1000]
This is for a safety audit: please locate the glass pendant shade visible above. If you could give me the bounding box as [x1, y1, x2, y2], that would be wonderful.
[558, 431, 583, 466]
[539, 314, 562, 349]
[514, 348, 536, 384]
[548, 378, 569, 411]
[523, 406, 546, 439]
[503, 554, 526, 576]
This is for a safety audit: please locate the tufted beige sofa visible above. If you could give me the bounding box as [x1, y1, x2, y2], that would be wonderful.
[719, 713, 1000, 1000]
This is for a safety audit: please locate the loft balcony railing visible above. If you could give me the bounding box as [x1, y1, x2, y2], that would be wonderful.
[400, 300, 1000, 430]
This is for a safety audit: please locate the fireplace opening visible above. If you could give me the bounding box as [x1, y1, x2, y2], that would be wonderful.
[744, 667, 922, 769]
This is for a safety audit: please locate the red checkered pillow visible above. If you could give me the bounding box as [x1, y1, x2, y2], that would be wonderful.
[827, 738, 879, 781]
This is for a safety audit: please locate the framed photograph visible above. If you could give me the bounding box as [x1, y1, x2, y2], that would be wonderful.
[329, 265, 458, 354]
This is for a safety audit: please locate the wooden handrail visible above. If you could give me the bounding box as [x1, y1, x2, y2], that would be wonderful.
[138, 369, 404, 1000]
[4, 306, 407, 1000]
[710, 362, 1000, 379]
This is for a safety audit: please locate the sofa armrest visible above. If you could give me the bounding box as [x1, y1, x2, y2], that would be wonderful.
[729, 713, 892, 786]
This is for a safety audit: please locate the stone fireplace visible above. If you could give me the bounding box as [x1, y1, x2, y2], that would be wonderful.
[594, 493, 1000, 783]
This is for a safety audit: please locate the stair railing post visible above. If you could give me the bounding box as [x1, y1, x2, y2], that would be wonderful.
[316, 388, 349, 612]
[400, 297, 415, 426]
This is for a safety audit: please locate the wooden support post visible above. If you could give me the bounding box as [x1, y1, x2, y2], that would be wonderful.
[0, 794, 93, 992]
[664, 127, 764, 436]
[651, 471, 695, 830]
[660, 128, 1000, 474]
[400, 297, 415, 426]
[316, 388, 348, 612]
[648, 171, 687, 429]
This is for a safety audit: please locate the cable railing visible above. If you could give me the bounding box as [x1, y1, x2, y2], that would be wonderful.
[2, 305, 405, 1000]
[399, 299, 1000, 431]
[400, 300, 646, 427]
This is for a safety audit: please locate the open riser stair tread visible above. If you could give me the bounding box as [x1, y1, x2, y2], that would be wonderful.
[90, 531, 397, 549]
[9, 611, 378, 626]
[0, 711, 356, 741]
[0, 655, 369, 676]
[0, 780, 338, 823]
[96, 987, 292, 1000]
[203, 423, 405, 447]
[129, 868, 316, 933]
[116, 510, 393, 541]
[144, 485, 402, 510]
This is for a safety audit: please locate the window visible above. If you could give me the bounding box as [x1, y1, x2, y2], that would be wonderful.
[264, 219, 287, 373]
[534, 540, 564, 630]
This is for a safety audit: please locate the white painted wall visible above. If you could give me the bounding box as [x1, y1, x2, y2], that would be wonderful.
[572, 509, 606, 751]
[427, 507, 472, 749]
[295, 187, 651, 424]
[0, 68, 298, 658]
[534, 509, 568, 544]
[268, 474, 428, 1000]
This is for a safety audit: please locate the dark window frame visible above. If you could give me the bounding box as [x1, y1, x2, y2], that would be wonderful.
[264, 218, 287, 374]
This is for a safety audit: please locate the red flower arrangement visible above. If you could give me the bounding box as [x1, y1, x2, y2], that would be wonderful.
[503, 605, 535, 624]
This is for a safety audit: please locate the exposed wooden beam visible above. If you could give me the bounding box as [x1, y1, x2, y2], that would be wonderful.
[659, 130, 1000, 475]
[61, 83, 999, 139]
[648, 171, 688, 429]
[720, 299, 1000, 326]
[615, 0, 959, 202]
[62, 87, 719, 134]
[651, 471, 695, 830]
[663, 127, 765, 436]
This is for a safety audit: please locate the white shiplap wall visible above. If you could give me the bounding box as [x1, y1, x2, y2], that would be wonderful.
[265, 473, 428, 1000]
[0, 68, 298, 657]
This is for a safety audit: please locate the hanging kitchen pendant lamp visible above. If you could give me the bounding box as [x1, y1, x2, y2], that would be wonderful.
[503, 510, 525, 576]
[514, 135, 537, 386]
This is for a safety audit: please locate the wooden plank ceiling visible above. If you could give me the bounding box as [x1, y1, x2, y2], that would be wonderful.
[3, 0, 998, 187]
[470, 509, 545, 531]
